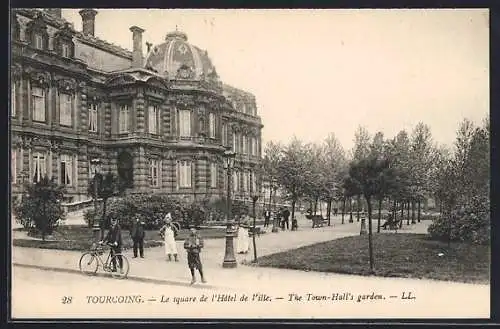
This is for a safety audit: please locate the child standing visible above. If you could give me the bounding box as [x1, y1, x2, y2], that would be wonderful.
[183, 227, 206, 284]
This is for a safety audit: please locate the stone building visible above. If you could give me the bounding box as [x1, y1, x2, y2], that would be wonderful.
[10, 8, 263, 204]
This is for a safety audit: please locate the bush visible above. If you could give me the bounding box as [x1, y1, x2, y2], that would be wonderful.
[12, 177, 66, 240]
[428, 196, 490, 245]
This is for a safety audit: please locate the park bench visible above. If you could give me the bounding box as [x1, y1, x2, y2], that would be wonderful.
[248, 226, 264, 237]
[381, 218, 402, 232]
[307, 215, 327, 228]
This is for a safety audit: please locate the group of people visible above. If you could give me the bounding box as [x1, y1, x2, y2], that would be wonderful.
[100, 213, 206, 285]
[263, 206, 297, 231]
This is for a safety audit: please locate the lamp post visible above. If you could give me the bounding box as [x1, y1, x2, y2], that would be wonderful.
[251, 194, 259, 263]
[90, 158, 101, 243]
[222, 149, 237, 268]
[271, 179, 279, 233]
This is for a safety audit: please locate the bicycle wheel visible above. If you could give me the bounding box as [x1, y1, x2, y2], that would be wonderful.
[110, 254, 129, 279]
[79, 252, 98, 275]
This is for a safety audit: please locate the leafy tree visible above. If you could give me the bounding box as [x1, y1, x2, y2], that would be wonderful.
[276, 137, 313, 222]
[351, 126, 371, 221]
[348, 155, 396, 273]
[13, 176, 66, 241]
[88, 171, 120, 239]
[262, 141, 283, 210]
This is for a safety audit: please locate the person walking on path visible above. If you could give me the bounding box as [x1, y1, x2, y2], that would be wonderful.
[183, 227, 206, 284]
[282, 207, 291, 230]
[236, 220, 250, 254]
[160, 213, 178, 262]
[263, 209, 271, 228]
[102, 217, 123, 272]
[130, 215, 146, 258]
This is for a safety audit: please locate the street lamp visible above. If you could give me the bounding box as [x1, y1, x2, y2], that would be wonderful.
[251, 194, 259, 263]
[271, 178, 279, 233]
[90, 158, 102, 243]
[222, 149, 237, 268]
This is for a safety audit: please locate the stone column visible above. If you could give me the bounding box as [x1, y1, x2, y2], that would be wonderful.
[103, 100, 111, 138]
[134, 146, 148, 192]
[135, 90, 145, 134]
[77, 82, 87, 134]
[78, 152, 89, 200]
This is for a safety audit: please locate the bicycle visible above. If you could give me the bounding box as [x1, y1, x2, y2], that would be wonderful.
[79, 241, 130, 279]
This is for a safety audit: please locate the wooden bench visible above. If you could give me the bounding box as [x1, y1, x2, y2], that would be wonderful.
[310, 215, 327, 228]
[248, 226, 264, 237]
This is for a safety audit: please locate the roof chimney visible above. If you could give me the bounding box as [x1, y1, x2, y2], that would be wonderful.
[79, 9, 98, 36]
[45, 9, 62, 18]
[130, 26, 145, 68]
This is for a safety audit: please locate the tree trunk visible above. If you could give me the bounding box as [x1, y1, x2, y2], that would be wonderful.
[417, 200, 421, 222]
[252, 198, 258, 262]
[291, 199, 296, 221]
[411, 200, 416, 224]
[406, 201, 410, 225]
[366, 196, 375, 274]
[100, 198, 108, 241]
[342, 198, 346, 224]
[356, 196, 361, 222]
[349, 197, 353, 223]
[400, 201, 404, 228]
[314, 197, 318, 215]
[327, 198, 332, 226]
[377, 198, 382, 233]
[392, 199, 397, 222]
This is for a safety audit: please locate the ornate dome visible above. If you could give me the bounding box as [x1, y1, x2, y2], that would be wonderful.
[144, 30, 218, 81]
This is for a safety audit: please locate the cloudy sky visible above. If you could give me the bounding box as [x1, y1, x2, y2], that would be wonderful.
[62, 9, 489, 151]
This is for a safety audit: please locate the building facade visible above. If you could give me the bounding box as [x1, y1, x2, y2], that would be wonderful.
[10, 8, 264, 204]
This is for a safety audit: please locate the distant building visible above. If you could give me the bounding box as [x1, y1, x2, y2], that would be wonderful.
[10, 8, 263, 204]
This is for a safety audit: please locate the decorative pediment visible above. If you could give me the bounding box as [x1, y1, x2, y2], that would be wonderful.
[176, 65, 195, 80]
[56, 78, 78, 93]
[28, 11, 48, 31]
[145, 76, 169, 90]
[25, 69, 51, 87]
[31, 136, 51, 148]
[175, 94, 195, 107]
[11, 63, 23, 80]
[11, 135, 24, 148]
[55, 22, 75, 40]
[49, 140, 63, 152]
[105, 74, 137, 87]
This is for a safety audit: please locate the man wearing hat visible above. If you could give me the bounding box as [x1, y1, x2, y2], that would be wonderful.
[101, 217, 123, 272]
[160, 213, 178, 262]
[130, 214, 146, 258]
[183, 227, 206, 284]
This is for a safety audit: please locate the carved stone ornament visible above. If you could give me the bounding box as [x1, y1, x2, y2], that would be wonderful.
[56, 22, 75, 39]
[31, 136, 51, 148]
[26, 69, 51, 87]
[175, 94, 194, 107]
[11, 63, 23, 80]
[176, 65, 195, 80]
[56, 78, 78, 93]
[50, 140, 62, 152]
[11, 135, 24, 148]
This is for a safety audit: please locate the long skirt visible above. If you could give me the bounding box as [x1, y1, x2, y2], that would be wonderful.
[187, 252, 202, 270]
[236, 227, 250, 253]
[164, 229, 178, 255]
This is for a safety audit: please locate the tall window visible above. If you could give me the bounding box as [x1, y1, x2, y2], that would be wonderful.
[61, 43, 71, 58]
[31, 87, 46, 122]
[233, 133, 238, 152]
[243, 171, 249, 192]
[208, 112, 216, 138]
[250, 137, 255, 156]
[233, 171, 238, 192]
[88, 103, 98, 132]
[59, 93, 73, 126]
[252, 172, 257, 193]
[11, 149, 16, 183]
[11, 82, 16, 117]
[32, 152, 46, 183]
[149, 159, 160, 187]
[210, 163, 217, 188]
[119, 104, 129, 133]
[178, 160, 192, 188]
[242, 135, 247, 154]
[59, 154, 73, 186]
[222, 123, 228, 146]
[178, 109, 191, 137]
[34, 33, 44, 50]
[148, 105, 159, 134]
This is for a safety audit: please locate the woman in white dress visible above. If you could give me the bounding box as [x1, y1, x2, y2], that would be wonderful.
[160, 213, 178, 261]
[236, 220, 250, 254]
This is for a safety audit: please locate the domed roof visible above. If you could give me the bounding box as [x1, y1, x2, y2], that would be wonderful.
[144, 30, 218, 81]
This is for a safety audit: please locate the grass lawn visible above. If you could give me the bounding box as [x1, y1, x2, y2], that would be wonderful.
[256, 233, 490, 284]
[13, 225, 227, 251]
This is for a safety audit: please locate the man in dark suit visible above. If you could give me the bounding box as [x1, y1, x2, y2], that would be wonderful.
[263, 209, 271, 227]
[102, 217, 123, 272]
[130, 215, 146, 258]
[282, 207, 291, 230]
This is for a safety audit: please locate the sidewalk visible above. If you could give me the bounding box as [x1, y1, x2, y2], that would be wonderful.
[13, 217, 431, 290]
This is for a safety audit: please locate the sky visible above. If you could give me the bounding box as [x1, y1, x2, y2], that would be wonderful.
[62, 9, 489, 151]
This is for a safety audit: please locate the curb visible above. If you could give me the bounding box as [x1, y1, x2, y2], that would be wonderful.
[13, 263, 221, 290]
